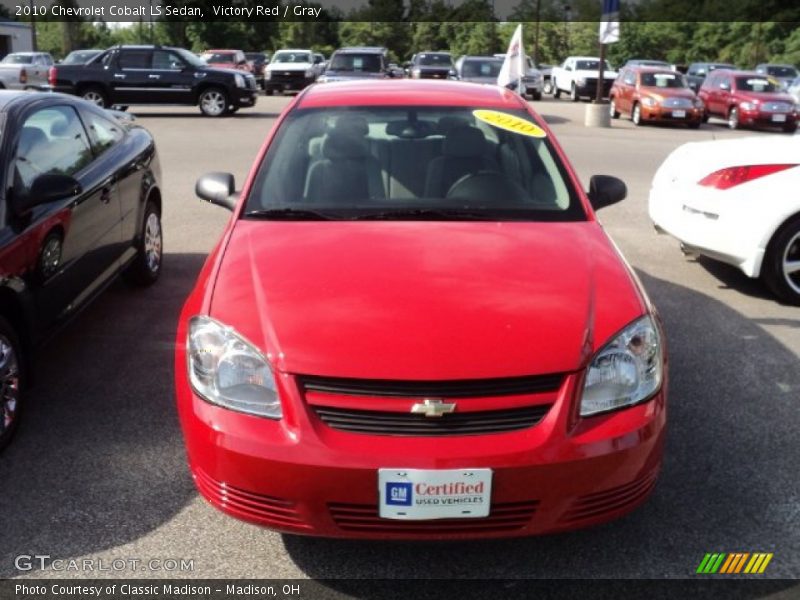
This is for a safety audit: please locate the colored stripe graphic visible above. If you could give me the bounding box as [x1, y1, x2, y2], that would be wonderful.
[699, 552, 773, 574]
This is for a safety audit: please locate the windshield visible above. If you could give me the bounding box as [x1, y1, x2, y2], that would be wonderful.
[246, 106, 583, 222]
[1, 54, 33, 64]
[641, 71, 687, 88]
[329, 53, 382, 72]
[766, 66, 798, 78]
[273, 52, 311, 63]
[416, 54, 452, 67]
[461, 59, 502, 78]
[63, 51, 100, 64]
[172, 48, 205, 68]
[576, 60, 612, 71]
[201, 52, 235, 63]
[736, 76, 779, 92]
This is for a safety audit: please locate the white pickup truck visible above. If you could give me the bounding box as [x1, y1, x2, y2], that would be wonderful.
[550, 56, 617, 101]
[0, 52, 54, 90]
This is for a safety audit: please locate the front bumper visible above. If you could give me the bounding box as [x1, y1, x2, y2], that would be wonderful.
[575, 80, 614, 97]
[264, 74, 315, 92]
[737, 108, 797, 129]
[176, 366, 667, 539]
[232, 87, 258, 107]
[640, 104, 704, 124]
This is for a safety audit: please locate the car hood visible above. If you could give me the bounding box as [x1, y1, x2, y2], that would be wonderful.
[640, 87, 697, 101]
[321, 71, 386, 80]
[209, 221, 645, 380]
[736, 90, 795, 104]
[574, 69, 618, 79]
[459, 76, 498, 85]
[267, 62, 312, 71]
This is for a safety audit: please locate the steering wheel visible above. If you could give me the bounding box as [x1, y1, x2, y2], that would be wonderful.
[445, 170, 530, 204]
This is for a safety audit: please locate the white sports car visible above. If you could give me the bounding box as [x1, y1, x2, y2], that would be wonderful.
[649, 134, 800, 304]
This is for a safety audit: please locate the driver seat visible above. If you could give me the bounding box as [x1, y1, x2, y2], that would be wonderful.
[424, 126, 498, 198]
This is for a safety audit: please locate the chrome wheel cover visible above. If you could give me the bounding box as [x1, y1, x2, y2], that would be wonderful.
[782, 231, 800, 295]
[83, 91, 105, 107]
[144, 212, 162, 273]
[201, 91, 226, 116]
[0, 335, 20, 434]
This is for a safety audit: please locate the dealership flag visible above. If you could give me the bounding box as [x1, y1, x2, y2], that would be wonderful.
[599, 0, 620, 44]
[497, 24, 525, 90]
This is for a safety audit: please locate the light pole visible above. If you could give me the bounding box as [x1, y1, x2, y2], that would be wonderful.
[29, 0, 37, 51]
[563, 4, 571, 55]
[149, 0, 154, 44]
[533, 0, 541, 66]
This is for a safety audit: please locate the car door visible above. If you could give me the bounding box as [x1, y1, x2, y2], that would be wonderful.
[10, 104, 123, 328]
[620, 69, 636, 113]
[113, 49, 154, 104]
[147, 49, 195, 103]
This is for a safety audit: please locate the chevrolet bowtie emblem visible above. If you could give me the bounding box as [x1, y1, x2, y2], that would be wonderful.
[410, 399, 456, 418]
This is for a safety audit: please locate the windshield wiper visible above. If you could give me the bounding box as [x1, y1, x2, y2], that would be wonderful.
[244, 208, 336, 221]
[352, 208, 495, 221]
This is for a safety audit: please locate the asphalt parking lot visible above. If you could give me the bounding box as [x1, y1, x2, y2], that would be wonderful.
[1, 95, 799, 585]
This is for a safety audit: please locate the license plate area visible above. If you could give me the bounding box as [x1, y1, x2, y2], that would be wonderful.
[772, 114, 787, 122]
[378, 468, 492, 520]
[672, 110, 686, 118]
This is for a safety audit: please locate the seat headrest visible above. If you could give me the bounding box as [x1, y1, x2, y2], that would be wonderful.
[19, 126, 47, 156]
[322, 130, 370, 160]
[443, 126, 486, 158]
[333, 115, 369, 137]
[50, 117, 70, 137]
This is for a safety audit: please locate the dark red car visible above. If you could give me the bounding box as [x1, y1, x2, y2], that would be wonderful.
[698, 69, 798, 132]
[200, 49, 253, 75]
[610, 67, 704, 128]
[175, 80, 667, 539]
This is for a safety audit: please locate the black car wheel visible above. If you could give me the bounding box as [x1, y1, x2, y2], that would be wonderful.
[609, 98, 620, 119]
[0, 317, 23, 452]
[763, 218, 800, 305]
[728, 107, 739, 130]
[81, 86, 108, 108]
[570, 84, 579, 102]
[125, 201, 162, 286]
[265, 88, 274, 96]
[543, 81, 553, 95]
[553, 82, 561, 99]
[198, 87, 229, 117]
[632, 103, 643, 126]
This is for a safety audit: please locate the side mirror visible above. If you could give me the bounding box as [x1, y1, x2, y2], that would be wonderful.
[587, 175, 626, 210]
[720, 82, 731, 91]
[14, 173, 82, 214]
[196, 172, 237, 211]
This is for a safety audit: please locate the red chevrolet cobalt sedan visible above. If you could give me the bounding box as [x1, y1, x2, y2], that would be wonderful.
[175, 80, 667, 539]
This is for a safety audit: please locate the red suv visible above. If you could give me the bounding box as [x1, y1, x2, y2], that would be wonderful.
[199, 49, 254, 75]
[609, 67, 704, 128]
[698, 69, 798, 132]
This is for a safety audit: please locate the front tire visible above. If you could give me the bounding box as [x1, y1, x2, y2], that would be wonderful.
[0, 317, 24, 452]
[198, 87, 229, 117]
[553, 81, 561, 99]
[609, 98, 620, 119]
[570, 84, 579, 102]
[265, 88, 274, 96]
[763, 218, 800, 305]
[81, 86, 108, 108]
[728, 107, 739, 130]
[543, 80, 553, 95]
[632, 103, 643, 126]
[125, 201, 162, 286]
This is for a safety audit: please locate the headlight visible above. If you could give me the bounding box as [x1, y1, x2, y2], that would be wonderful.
[448, 69, 458, 79]
[234, 73, 245, 88]
[740, 101, 757, 111]
[265, 70, 272, 80]
[580, 315, 663, 417]
[641, 96, 657, 107]
[693, 98, 704, 108]
[576, 78, 587, 87]
[187, 316, 281, 419]
[317, 75, 328, 83]
[305, 68, 314, 78]
[411, 68, 421, 79]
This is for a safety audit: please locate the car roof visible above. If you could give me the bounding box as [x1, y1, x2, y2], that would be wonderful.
[629, 66, 679, 73]
[0, 90, 75, 112]
[205, 49, 240, 53]
[297, 80, 526, 109]
[274, 48, 312, 52]
[335, 47, 386, 54]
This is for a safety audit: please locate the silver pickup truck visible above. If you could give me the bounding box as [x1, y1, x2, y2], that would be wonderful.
[0, 52, 54, 90]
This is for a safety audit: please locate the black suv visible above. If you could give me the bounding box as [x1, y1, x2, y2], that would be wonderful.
[50, 45, 259, 117]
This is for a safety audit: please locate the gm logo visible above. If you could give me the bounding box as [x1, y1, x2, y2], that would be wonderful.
[385, 482, 412, 506]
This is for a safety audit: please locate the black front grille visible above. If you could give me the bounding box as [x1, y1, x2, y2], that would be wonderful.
[312, 404, 551, 436]
[298, 373, 564, 398]
[269, 71, 306, 84]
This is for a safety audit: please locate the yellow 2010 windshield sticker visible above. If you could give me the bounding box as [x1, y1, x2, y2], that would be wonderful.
[472, 109, 547, 138]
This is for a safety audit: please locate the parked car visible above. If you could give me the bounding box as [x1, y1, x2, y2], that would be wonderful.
[49, 45, 258, 117]
[650, 135, 800, 304]
[244, 52, 269, 90]
[60, 49, 103, 65]
[406, 52, 457, 80]
[492, 53, 544, 100]
[609, 66, 704, 127]
[313, 53, 327, 71]
[685, 62, 736, 92]
[453, 55, 504, 84]
[697, 69, 798, 132]
[199, 49, 253, 75]
[550, 56, 617, 101]
[264, 49, 321, 95]
[754, 64, 799, 90]
[177, 79, 667, 539]
[317, 47, 395, 83]
[0, 52, 54, 91]
[0, 90, 163, 450]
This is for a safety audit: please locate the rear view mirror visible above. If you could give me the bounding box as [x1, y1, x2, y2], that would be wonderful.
[14, 173, 82, 214]
[196, 172, 237, 211]
[587, 175, 626, 210]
